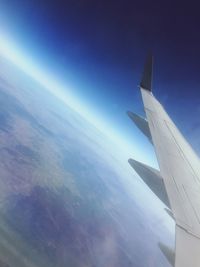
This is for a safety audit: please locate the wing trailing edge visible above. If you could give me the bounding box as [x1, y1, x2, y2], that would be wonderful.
[128, 158, 170, 208]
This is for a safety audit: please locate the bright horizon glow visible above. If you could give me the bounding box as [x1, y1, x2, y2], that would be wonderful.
[0, 33, 154, 165]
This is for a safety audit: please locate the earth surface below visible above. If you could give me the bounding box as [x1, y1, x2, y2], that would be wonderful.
[0, 57, 173, 267]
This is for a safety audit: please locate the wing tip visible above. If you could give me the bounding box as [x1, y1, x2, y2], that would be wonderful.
[140, 53, 153, 92]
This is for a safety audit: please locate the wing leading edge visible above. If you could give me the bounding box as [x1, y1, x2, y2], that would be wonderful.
[129, 55, 200, 267]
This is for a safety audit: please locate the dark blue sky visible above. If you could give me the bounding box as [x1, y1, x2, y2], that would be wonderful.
[0, 0, 200, 162]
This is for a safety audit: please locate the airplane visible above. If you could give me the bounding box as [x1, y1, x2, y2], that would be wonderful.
[128, 55, 200, 267]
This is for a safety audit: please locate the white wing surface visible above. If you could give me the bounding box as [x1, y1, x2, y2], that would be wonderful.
[130, 55, 200, 267]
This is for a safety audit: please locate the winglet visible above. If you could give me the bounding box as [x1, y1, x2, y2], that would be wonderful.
[140, 54, 153, 92]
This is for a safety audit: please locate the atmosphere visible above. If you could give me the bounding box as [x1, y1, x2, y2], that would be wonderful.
[1, 1, 200, 164]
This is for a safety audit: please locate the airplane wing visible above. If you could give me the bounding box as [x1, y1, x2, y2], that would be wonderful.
[129, 55, 200, 267]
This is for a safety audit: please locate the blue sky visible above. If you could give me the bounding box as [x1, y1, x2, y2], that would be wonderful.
[0, 0, 200, 165]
